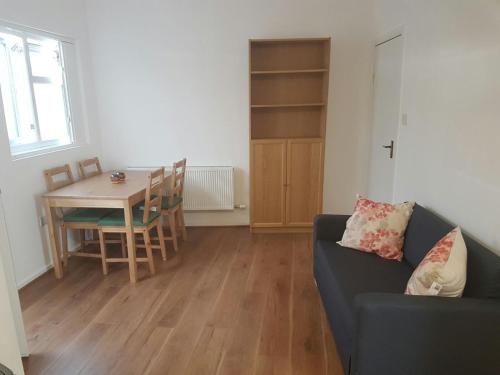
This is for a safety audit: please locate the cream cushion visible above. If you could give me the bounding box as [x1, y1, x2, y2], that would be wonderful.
[405, 227, 467, 297]
[338, 198, 415, 261]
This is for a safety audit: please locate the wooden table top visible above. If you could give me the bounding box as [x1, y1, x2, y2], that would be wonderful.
[43, 170, 169, 200]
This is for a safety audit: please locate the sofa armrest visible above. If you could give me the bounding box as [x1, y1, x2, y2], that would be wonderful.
[352, 293, 500, 375]
[313, 214, 350, 243]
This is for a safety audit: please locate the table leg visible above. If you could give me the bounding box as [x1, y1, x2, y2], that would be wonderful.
[44, 198, 63, 279]
[123, 200, 137, 283]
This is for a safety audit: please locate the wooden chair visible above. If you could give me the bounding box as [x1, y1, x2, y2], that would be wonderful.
[97, 168, 167, 275]
[43, 164, 113, 267]
[44, 164, 75, 192]
[161, 158, 187, 252]
[77, 157, 126, 252]
[78, 157, 103, 179]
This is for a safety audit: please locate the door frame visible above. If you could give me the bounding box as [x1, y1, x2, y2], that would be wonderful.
[371, 26, 406, 203]
[0, 194, 29, 358]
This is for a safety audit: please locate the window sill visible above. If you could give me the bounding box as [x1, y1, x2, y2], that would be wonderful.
[11, 143, 81, 162]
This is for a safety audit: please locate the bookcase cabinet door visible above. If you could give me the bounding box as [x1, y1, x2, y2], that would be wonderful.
[285, 139, 324, 226]
[251, 140, 287, 227]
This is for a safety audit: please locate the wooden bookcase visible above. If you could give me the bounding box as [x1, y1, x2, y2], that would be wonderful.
[249, 38, 330, 233]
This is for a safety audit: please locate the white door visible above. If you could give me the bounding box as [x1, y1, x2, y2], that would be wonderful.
[368, 35, 404, 202]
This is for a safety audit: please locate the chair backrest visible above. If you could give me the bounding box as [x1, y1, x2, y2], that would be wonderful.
[78, 157, 103, 179]
[168, 158, 187, 201]
[44, 164, 75, 192]
[143, 167, 165, 225]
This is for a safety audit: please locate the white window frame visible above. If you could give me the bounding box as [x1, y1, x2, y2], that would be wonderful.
[0, 21, 81, 160]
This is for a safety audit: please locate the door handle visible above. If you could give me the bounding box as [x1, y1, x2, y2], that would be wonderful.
[382, 140, 394, 159]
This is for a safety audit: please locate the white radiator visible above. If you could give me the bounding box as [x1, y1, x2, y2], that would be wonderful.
[183, 166, 234, 211]
[128, 166, 234, 211]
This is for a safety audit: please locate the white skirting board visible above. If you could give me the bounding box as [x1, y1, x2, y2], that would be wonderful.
[184, 210, 249, 227]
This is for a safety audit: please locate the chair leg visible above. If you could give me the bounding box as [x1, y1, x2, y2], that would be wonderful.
[175, 208, 182, 236]
[144, 230, 155, 275]
[157, 222, 167, 261]
[80, 229, 86, 250]
[98, 229, 108, 275]
[61, 225, 69, 267]
[120, 233, 127, 258]
[167, 212, 179, 252]
[179, 205, 187, 240]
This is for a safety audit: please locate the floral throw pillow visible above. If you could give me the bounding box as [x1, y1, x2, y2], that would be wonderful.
[337, 198, 415, 261]
[405, 227, 467, 297]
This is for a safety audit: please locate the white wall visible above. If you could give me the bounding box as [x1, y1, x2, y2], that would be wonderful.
[374, 0, 500, 254]
[84, 0, 376, 225]
[0, 0, 376, 287]
[5, 0, 498, 289]
[0, 0, 103, 286]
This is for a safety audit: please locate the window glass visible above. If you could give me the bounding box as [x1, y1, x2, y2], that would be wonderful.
[0, 27, 74, 157]
[34, 83, 69, 142]
[28, 40, 62, 80]
[0, 42, 18, 141]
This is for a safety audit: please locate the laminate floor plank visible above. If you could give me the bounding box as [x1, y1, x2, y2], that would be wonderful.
[145, 227, 244, 375]
[20, 228, 342, 375]
[22, 268, 125, 374]
[79, 229, 222, 375]
[216, 235, 280, 375]
[217, 291, 268, 375]
[290, 235, 327, 375]
[185, 230, 255, 374]
[255, 235, 293, 374]
[148, 228, 226, 328]
[205, 231, 256, 329]
[39, 322, 112, 375]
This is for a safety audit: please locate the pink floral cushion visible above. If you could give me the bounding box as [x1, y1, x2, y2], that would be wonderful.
[338, 198, 415, 261]
[405, 227, 467, 297]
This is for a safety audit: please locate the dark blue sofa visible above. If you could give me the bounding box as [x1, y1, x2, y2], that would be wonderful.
[313, 204, 500, 375]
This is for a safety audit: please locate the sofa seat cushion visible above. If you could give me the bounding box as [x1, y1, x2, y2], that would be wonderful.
[315, 240, 414, 329]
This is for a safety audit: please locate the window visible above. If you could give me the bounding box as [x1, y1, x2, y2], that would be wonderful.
[0, 26, 74, 157]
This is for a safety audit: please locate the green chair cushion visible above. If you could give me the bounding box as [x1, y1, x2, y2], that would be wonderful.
[63, 208, 114, 223]
[98, 209, 161, 227]
[162, 196, 183, 210]
[134, 196, 183, 211]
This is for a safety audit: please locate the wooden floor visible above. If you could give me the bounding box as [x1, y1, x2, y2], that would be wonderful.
[20, 227, 343, 375]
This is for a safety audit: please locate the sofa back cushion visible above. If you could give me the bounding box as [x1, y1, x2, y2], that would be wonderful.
[404, 204, 500, 299]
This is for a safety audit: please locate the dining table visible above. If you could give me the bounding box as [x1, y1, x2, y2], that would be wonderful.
[42, 170, 171, 283]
